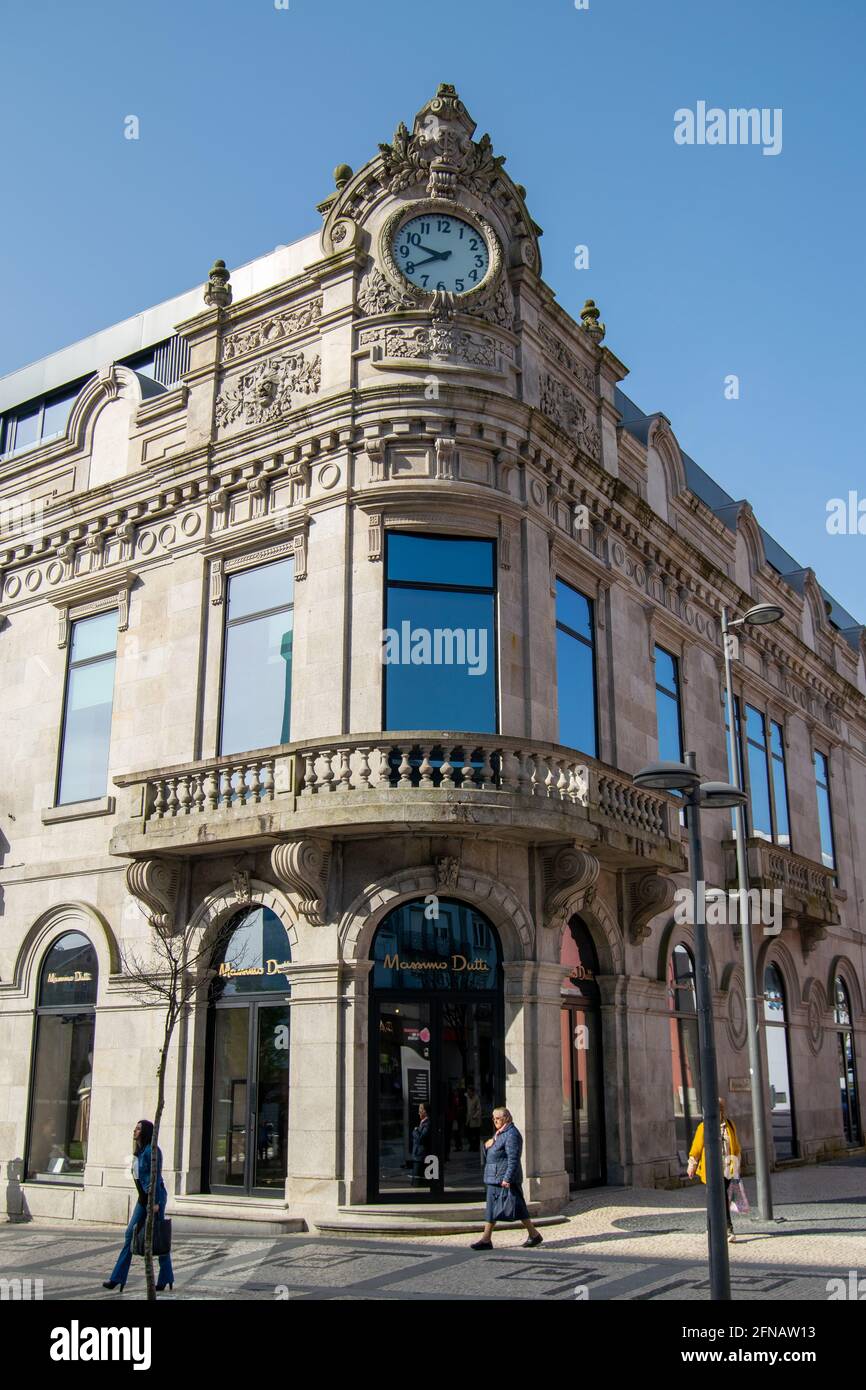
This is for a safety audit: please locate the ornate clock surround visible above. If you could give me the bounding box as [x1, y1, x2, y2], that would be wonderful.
[378, 200, 503, 314]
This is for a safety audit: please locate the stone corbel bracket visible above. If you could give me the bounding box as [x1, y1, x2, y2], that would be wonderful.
[126, 857, 183, 935]
[542, 846, 600, 930]
[625, 870, 677, 944]
[271, 838, 332, 927]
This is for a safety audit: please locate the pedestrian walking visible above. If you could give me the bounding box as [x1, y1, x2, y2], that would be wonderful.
[687, 1097, 742, 1243]
[470, 1106, 543, 1250]
[103, 1119, 175, 1292]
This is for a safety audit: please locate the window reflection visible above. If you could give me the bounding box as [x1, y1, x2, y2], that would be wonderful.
[58, 610, 118, 805]
[219, 557, 294, 754]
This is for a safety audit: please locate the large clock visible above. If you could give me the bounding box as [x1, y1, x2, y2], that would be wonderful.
[391, 211, 491, 295]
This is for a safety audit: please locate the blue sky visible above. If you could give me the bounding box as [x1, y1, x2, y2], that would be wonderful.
[1, 0, 863, 618]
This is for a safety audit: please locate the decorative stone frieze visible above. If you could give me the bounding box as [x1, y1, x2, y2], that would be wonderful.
[214, 352, 321, 429]
[358, 323, 499, 367]
[434, 855, 460, 889]
[539, 374, 601, 460]
[357, 267, 416, 317]
[271, 838, 332, 927]
[537, 320, 596, 394]
[221, 296, 324, 362]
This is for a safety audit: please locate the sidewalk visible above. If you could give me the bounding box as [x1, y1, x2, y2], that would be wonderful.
[1, 1157, 863, 1300]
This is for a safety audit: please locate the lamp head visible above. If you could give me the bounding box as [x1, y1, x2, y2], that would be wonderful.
[743, 602, 784, 627]
[633, 761, 701, 793]
[698, 781, 748, 809]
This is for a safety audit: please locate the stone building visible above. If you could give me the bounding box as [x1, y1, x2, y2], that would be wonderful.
[0, 85, 863, 1230]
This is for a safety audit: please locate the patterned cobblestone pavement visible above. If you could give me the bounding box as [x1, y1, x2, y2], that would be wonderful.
[2, 1158, 863, 1301]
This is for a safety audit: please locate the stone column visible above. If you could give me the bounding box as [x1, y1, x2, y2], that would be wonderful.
[284, 961, 346, 1215]
[503, 960, 569, 1212]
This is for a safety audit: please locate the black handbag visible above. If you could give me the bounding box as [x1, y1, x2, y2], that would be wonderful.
[133, 1213, 172, 1257]
[490, 1185, 518, 1222]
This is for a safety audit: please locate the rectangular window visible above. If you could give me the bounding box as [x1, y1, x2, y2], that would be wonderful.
[769, 721, 792, 848]
[745, 704, 773, 841]
[384, 533, 496, 732]
[219, 557, 294, 755]
[1, 384, 81, 457]
[654, 646, 683, 762]
[57, 610, 119, 805]
[814, 750, 836, 870]
[555, 579, 597, 756]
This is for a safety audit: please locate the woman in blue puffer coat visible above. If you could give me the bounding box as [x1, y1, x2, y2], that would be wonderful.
[470, 1107, 543, 1250]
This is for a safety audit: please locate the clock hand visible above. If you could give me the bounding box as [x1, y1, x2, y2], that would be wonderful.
[416, 243, 451, 260]
[410, 250, 454, 268]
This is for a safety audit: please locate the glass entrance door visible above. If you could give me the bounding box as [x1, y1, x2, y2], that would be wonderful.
[209, 1001, 290, 1195]
[560, 1003, 605, 1188]
[373, 997, 500, 1200]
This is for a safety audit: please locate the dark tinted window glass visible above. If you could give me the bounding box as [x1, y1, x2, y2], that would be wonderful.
[555, 580, 592, 641]
[384, 536, 496, 733]
[556, 580, 597, 756]
[387, 534, 493, 588]
[13, 404, 40, 451]
[372, 898, 500, 991]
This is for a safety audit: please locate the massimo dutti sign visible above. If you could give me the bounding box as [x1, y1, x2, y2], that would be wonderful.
[381, 953, 490, 974]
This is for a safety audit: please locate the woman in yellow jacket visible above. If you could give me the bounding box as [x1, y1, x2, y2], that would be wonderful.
[687, 1098, 742, 1242]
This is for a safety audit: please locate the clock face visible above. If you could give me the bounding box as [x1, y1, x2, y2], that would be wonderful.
[392, 213, 490, 294]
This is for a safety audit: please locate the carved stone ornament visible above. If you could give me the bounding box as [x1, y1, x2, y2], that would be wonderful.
[434, 855, 460, 889]
[271, 838, 331, 927]
[357, 267, 417, 317]
[231, 863, 251, 905]
[625, 871, 677, 945]
[359, 323, 498, 368]
[221, 296, 323, 362]
[537, 320, 595, 394]
[378, 84, 506, 202]
[542, 847, 600, 930]
[204, 259, 232, 310]
[800, 918, 828, 959]
[540, 374, 601, 460]
[215, 353, 321, 429]
[126, 858, 182, 935]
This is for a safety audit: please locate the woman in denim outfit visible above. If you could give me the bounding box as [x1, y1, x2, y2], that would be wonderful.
[103, 1119, 175, 1292]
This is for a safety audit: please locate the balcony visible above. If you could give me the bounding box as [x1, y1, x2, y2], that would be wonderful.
[723, 837, 840, 949]
[111, 732, 685, 871]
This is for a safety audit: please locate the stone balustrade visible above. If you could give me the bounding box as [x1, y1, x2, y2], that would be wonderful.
[112, 732, 682, 864]
[723, 836, 839, 925]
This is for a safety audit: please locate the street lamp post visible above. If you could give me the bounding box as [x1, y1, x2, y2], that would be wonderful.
[634, 756, 748, 1302]
[721, 602, 782, 1222]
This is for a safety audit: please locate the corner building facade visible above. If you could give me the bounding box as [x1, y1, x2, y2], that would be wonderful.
[1, 87, 865, 1228]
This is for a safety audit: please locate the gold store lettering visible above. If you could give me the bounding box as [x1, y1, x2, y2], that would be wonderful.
[47, 971, 93, 984]
[382, 953, 489, 973]
[218, 959, 291, 979]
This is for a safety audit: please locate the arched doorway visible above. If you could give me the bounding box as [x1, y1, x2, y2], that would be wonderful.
[26, 932, 98, 1182]
[834, 978, 861, 1145]
[368, 897, 504, 1202]
[560, 917, 606, 1188]
[668, 943, 701, 1156]
[204, 905, 291, 1196]
[764, 962, 797, 1159]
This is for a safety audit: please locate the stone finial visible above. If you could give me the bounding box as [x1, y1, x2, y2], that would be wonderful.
[204, 259, 232, 309]
[580, 298, 606, 344]
[333, 164, 353, 190]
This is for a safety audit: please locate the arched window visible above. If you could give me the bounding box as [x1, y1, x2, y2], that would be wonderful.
[668, 944, 701, 1154]
[764, 963, 797, 1159]
[26, 932, 98, 1181]
[206, 906, 291, 1196]
[834, 978, 861, 1145]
